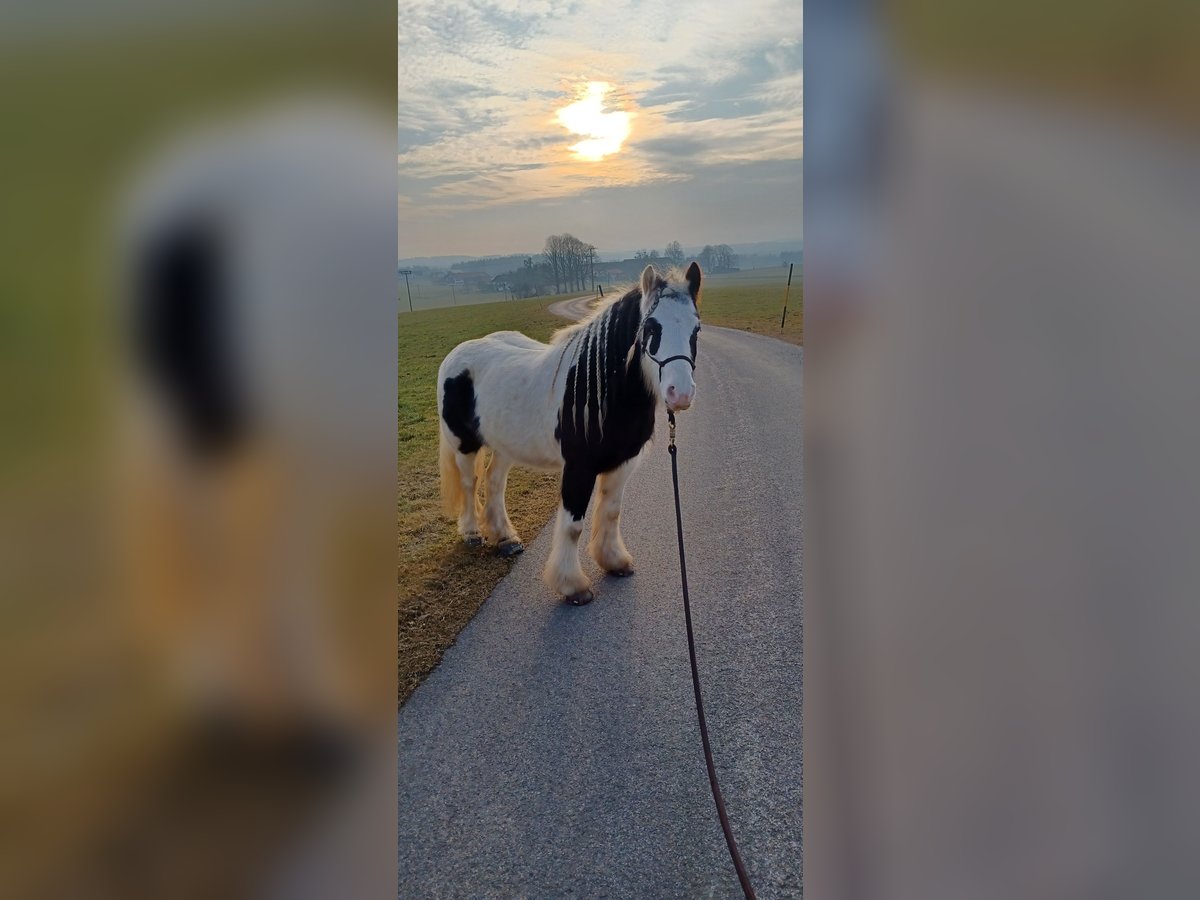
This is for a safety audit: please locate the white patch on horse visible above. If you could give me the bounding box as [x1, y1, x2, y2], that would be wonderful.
[596, 305, 610, 437]
[587, 309, 603, 439]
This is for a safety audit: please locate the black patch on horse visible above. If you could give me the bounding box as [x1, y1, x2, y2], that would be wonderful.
[690, 324, 699, 361]
[642, 318, 662, 356]
[441, 369, 483, 454]
[555, 289, 656, 518]
[134, 215, 246, 461]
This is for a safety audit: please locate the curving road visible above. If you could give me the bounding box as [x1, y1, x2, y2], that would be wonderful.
[547, 293, 604, 321]
[398, 304, 803, 897]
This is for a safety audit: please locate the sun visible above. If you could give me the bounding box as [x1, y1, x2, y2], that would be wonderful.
[556, 82, 632, 162]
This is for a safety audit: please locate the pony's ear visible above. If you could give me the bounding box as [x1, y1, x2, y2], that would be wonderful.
[685, 261, 702, 305]
[640, 265, 659, 301]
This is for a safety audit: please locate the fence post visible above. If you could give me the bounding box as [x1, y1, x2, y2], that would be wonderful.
[779, 262, 794, 331]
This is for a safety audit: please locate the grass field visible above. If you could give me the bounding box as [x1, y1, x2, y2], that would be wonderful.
[399, 281, 512, 312]
[698, 266, 803, 346]
[399, 296, 578, 702]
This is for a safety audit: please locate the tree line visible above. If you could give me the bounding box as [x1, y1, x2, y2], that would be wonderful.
[489, 233, 743, 300]
[542, 233, 598, 294]
[632, 242, 738, 272]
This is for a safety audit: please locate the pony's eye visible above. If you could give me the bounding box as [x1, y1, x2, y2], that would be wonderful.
[642, 318, 662, 355]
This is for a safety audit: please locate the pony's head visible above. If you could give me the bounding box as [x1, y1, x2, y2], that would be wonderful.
[637, 262, 702, 412]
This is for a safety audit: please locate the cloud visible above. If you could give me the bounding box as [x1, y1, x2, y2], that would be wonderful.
[397, 0, 802, 254]
[399, 158, 801, 257]
[633, 136, 708, 160]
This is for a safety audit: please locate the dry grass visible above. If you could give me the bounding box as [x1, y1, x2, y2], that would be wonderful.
[398, 295, 578, 703]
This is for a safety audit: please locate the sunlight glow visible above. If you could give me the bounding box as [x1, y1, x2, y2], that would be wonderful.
[556, 82, 632, 161]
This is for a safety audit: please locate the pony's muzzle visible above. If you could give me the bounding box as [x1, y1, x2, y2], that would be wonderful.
[665, 383, 694, 411]
[650, 353, 696, 412]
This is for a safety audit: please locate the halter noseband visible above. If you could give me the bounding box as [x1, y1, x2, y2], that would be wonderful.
[646, 352, 696, 375]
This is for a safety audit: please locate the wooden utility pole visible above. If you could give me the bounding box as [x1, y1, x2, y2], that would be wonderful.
[399, 268, 414, 312]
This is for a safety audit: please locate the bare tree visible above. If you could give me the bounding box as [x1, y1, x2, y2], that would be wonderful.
[562, 233, 583, 291]
[544, 233, 600, 293]
[543, 235, 564, 294]
[665, 241, 685, 267]
[699, 244, 716, 272]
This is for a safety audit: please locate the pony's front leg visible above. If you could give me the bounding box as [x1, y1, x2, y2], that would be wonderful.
[589, 458, 637, 576]
[543, 463, 596, 605]
[482, 452, 522, 556]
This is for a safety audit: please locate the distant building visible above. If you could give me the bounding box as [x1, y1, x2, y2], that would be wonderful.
[601, 259, 650, 282]
[442, 270, 491, 290]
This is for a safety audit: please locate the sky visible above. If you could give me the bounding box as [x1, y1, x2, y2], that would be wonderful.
[398, 0, 802, 259]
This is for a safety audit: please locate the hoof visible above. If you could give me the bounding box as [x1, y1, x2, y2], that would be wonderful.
[564, 589, 594, 606]
[464, 534, 484, 547]
[606, 566, 634, 578]
[497, 540, 524, 558]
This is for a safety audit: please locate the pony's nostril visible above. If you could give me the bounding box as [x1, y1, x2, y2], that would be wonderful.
[666, 385, 677, 399]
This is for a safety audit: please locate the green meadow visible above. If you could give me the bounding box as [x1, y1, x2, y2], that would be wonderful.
[700, 266, 803, 346]
[398, 296, 573, 701]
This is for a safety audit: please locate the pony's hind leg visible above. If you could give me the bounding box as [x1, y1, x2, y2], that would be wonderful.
[482, 452, 522, 556]
[543, 464, 596, 604]
[454, 450, 483, 545]
[589, 458, 637, 576]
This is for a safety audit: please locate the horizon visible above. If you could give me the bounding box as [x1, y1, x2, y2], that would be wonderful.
[398, 0, 802, 259]
[398, 237, 803, 268]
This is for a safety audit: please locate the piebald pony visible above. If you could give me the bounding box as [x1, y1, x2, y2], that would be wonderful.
[437, 263, 703, 604]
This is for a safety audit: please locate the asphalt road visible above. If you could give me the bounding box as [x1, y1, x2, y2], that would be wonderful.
[398, 308, 803, 898]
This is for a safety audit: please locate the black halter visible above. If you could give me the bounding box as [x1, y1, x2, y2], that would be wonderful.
[646, 352, 696, 375]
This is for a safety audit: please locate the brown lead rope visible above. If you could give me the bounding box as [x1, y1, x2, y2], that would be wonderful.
[666, 410, 758, 900]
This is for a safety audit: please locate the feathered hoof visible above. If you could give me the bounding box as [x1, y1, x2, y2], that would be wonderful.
[564, 589, 594, 606]
[464, 534, 484, 547]
[497, 540, 524, 558]
[606, 566, 634, 578]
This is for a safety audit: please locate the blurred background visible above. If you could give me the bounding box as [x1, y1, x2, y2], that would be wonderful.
[0, 3, 395, 898]
[4, 0, 1198, 895]
[805, 0, 1198, 897]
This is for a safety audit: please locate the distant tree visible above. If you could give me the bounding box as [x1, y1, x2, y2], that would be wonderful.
[501, 259, 556, 298]
[543, 235, 564, 293]
[713, 244, 738, 270]
[544, 233, 598, 293]
[698, 245, 716, 272]
[634, 249, 650, 261]
[665, 241, 685, 267]
[649, 249, 660, 260]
